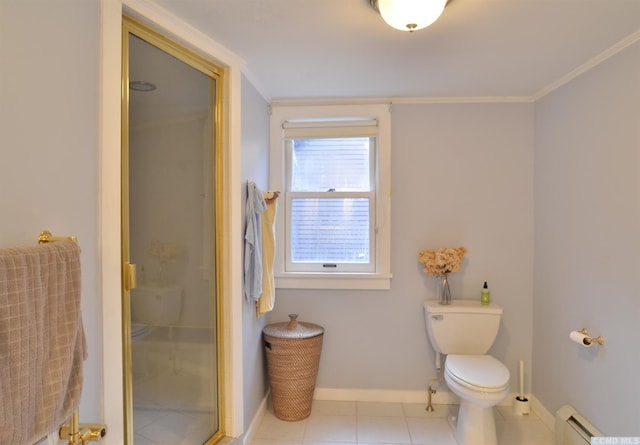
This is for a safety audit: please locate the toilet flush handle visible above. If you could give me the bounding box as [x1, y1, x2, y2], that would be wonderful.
[431, 315, 443, 321]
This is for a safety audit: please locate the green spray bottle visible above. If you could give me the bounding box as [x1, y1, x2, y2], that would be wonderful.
[481, 281, 490, 305]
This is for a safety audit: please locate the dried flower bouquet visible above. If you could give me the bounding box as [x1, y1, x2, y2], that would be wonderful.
[147, 240, 183, 262]
[418, 246, 467, 276]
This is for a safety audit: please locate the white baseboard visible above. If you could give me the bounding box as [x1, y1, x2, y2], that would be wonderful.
[241, 391, 269, 445]
[314, 388, 536, 408]
[314, 387, 554, 423]
[314, 387, 459, 405]
[530, 394, 554, 431]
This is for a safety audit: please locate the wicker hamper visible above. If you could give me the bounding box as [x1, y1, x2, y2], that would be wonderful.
[263, 314, 324, 421]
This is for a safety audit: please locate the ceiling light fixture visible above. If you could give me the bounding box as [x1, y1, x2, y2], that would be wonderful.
[129, 81, 157, 92]
[370, 0, 447, 32]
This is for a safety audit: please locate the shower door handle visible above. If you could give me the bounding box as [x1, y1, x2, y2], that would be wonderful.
[124, 262, 137, 291]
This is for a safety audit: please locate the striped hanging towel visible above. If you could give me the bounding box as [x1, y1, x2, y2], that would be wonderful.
[0, 241, 86, 445]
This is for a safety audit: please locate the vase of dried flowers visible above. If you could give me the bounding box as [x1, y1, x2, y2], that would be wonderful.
[147, 240, 183, 285]
[418, 246, 467, 305]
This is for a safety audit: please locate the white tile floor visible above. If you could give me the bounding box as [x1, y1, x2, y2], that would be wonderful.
[133, 407, 214, 445]
[251, 401, 554, 445]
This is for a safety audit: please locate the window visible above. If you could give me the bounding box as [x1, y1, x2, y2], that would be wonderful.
[270, 104, 392, 290]
[287, 133, 374, 272]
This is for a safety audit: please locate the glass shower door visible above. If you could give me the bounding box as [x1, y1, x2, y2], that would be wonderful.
[122, 17, 223, 445]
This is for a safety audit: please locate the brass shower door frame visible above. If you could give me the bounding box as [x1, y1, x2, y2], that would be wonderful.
[121, 15, 226, 445]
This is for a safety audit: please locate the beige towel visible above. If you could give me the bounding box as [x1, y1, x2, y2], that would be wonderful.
[257, 199, 277, 316]
[0, 240, 86, 445]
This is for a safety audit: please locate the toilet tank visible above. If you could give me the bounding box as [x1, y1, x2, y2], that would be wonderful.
[423, 300, 502, 355]
[131, 284, 182, 326]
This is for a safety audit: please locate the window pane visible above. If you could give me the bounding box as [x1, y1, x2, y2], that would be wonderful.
[291, 138, 370, 192]
[290, 198, 370, 263]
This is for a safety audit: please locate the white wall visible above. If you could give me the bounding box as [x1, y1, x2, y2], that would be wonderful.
[533, 41, 640, 435]
[240, 75, 271, 428]
[0, 0, 102, 422]
[271, 102, 535, 397]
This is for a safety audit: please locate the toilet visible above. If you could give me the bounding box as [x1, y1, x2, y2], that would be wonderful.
[424, 300, 510, 445]
[131, 284, 183, 339]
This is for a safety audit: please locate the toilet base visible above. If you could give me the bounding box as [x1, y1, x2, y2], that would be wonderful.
[454, 400, 498, 445]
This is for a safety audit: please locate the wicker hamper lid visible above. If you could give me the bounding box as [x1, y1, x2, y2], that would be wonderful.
[263, 314, 324, 339]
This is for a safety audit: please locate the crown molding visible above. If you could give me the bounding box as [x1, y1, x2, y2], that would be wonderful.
[271, 95, 534, 107]
[390, 96, 534, 104]
[533, 30, 640, 101]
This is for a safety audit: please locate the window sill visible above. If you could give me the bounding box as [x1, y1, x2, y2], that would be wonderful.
[275, 273, 392, 290]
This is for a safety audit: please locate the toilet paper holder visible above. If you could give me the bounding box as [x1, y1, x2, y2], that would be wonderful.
[577, 328, 604, 346]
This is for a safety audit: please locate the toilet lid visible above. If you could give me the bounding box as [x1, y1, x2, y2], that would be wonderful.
[446, 355, 510, 392]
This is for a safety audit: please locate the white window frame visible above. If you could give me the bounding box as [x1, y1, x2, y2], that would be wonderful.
[269, 104, 392, 290]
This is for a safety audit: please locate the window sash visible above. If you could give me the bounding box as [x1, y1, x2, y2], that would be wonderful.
[287, 137, 374, 192]
[285, 192, 376, 273]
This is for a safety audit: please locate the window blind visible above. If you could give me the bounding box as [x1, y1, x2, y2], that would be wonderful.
[290, 138, 371, 192]
[283, 119, 377, 139]
[290, 197, 370, 263]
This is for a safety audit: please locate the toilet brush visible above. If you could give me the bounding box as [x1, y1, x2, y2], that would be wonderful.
[513, 359, 530, 415]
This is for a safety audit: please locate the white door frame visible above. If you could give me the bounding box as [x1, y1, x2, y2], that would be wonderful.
[99, 1, 245, 442]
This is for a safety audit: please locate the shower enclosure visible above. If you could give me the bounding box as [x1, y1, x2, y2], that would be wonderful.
[122, 17, 224, 445]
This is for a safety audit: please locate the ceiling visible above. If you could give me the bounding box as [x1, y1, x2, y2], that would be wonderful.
[145, 0, 640, 101]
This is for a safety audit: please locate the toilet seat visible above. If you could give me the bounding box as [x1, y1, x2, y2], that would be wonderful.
[445, 355, 509, 392]
[131, 322, 149, 338]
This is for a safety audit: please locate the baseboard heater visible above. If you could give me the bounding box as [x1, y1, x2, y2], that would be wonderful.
[555, 404, 603, 445]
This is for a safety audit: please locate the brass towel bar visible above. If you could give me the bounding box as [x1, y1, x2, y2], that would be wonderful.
[36, 231, 107, 444]
[58, 410, 106, 444]
[38, 230, 78, 244]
